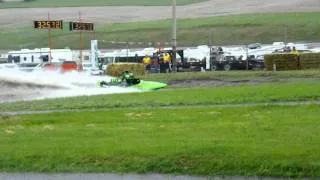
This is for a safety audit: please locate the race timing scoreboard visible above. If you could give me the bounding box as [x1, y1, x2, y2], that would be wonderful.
[33, 20, 94, 31]
[33, 15, 94, 69]
[34, 20, 63, 29]
[69, 22, 94, 31]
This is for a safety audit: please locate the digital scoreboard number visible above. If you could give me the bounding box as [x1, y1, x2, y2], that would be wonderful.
[34, 20, 63, 29]
[69, 22, 94, 31]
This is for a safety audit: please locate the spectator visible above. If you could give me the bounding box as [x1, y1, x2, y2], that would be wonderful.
[291, 46, 299, 55]
[291, 46, 301, 70]
[143, 55, 152, 71]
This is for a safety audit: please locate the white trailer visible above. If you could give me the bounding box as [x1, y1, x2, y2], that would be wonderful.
[7, 48, 73, 64]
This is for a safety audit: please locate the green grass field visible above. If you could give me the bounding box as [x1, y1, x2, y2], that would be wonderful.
[0, 12, 319, 49]
[1, 105, 319, 177]
[138, 70, 320, 82]
[0, 0, 207, 8]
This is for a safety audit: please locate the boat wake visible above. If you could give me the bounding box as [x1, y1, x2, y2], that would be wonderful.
[0, 69, 140, 103]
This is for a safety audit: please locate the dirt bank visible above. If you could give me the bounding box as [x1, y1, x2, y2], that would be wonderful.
[167, 77, 317, 88]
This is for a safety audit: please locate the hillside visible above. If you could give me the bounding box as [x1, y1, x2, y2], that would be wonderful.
[0, 0, 319, 27]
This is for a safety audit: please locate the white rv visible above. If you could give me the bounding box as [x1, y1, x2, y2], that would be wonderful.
[7, 48, 73, 64]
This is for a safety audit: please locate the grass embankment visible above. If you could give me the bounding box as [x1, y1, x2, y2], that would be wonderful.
[1, 12, 319, 49]
[0, 0, 206, 8]
[0, 105, 319, 177]
[139, 70, 320, 82]
[1, 80, 320, 112]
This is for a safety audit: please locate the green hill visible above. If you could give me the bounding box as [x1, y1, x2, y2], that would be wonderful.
[0, 12, 319, 49]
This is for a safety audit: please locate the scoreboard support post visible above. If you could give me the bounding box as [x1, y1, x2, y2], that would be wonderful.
[79, 11, 83, 72]
[48, 12, 52, 63]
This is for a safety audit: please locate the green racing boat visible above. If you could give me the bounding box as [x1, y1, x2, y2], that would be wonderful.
[98, 71, 167, 91]
[97, 78, 167, 91]
[130, 80, 167, 90]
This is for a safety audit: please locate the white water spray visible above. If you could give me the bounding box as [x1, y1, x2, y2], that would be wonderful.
[0, 69, 141, 103]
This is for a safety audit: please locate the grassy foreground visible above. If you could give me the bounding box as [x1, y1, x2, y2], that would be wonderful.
[1, 80, 320, 112]
[1, 105, 319, 177]
[1, 12, 319, 49]
[0, 0, 206, 8]
[139, 70, 320, 82]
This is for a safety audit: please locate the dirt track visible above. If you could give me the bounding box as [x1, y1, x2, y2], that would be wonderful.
[0, 0, 319, 27]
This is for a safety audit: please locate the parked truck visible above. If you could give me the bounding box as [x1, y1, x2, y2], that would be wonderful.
[209, 47, 264, 71]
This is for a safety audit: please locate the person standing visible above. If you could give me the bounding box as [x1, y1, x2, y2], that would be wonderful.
[291, 47, 301, 70]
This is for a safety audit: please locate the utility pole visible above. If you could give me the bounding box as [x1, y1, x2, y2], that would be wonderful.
[284, 26, 288, 49]
[246, 44, 249, 70]
[208, 30, 212, 47]
[171, 0, 177, 72]
[127, 42, 129, 62]
[208, 30, 213, 71]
